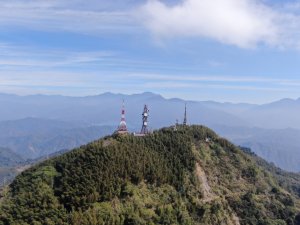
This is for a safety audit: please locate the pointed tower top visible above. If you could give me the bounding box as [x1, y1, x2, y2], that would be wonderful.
[183, 103, 187, 126]
[117, 99, 128, 134]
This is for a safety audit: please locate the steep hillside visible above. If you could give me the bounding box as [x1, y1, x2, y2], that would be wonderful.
[213, 125, 300, 172]
[0, 148, 23, 187]
[0, 168, 17, 188]
[241, 147, 300, 200]
[0, 126, 300, 225]
[0, 148, 23, 167]
[0, 149, 72, 188]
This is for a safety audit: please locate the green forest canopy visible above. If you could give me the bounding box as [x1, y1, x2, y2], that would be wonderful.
[0, 125, 300, 225]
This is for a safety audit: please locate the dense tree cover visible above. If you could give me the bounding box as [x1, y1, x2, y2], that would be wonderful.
[241, 147, 300, 200]
[0, 125, 299, 224]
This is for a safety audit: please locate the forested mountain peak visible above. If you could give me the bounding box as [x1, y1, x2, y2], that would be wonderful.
[1, 125, 300, 224]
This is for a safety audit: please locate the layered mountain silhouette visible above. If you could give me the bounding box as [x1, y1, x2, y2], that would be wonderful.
[0, 92, 300, 172]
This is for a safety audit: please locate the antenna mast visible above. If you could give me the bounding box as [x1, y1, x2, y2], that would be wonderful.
[117, 100, 128, 134]
[183, 103, 187, 126]
[141, 105, 149, 134]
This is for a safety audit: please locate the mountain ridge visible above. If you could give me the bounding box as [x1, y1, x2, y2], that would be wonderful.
[0, 91, 300, 172]
[0, 118, 114, 159]
[2, 91, 300, 107]
[0, 91, 293, 105]
[1, 125, 299, 224]
[0, 148, 23, 167]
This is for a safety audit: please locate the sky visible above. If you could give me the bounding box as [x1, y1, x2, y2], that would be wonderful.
[2, 0, 300, 103]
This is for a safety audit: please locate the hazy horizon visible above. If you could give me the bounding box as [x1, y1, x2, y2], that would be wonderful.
[1, 91, 300, 105]
[2, 0, 300, 103]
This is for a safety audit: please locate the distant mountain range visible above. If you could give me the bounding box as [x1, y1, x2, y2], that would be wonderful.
[0, 147, 23, 167]
[1, 92, 300, 129]
[0, 92, 248, 128]
[0, 92, 299, 172]
[0, 118, 114, 159]
[212, 125, 300, 172]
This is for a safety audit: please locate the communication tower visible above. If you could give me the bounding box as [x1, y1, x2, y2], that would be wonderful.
[140, 105, 149, 134]
[183, 103, 187, 126]
[117, 100, 128, 134]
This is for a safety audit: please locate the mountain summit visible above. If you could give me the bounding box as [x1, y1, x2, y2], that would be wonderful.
[1, 125, 300, 224]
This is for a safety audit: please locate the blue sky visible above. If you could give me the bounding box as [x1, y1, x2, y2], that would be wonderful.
[1, 0, 300, 103]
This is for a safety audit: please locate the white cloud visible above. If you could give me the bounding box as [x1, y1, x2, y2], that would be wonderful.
[139, 0, 300, 48]
[2, 0, 300, 49]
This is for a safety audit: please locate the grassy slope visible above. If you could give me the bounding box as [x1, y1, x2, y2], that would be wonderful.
[0, 125, 299, 225]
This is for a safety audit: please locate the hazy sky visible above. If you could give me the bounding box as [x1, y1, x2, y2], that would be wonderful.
[1, 0, 300, 103]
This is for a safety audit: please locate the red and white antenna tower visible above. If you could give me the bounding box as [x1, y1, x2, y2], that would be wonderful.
[117, 100, 128, 134]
